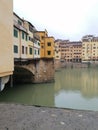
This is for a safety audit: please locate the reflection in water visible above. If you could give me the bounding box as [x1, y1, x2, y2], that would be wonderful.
[0, 68, 98, 110]
[0, 84, 54, 107]
[55, 68, 98, 98]
[55, 68, 98, 110]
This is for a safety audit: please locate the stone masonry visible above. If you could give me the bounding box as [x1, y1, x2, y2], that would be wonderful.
[13, 58, 55, 84]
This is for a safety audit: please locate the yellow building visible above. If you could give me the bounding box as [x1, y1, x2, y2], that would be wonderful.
[0, 0, 13, 90]
[45, 37, 55, 58]
[37, 30, 55, 58]
[82, 35, 98, 63]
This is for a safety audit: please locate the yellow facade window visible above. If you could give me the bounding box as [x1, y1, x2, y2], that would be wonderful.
[47, 51, 51, 55]
[47, 42, 51, 46]
[41, 45, 44, 48]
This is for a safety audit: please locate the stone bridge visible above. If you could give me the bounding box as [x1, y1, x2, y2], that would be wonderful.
[14, 58, 55, 84]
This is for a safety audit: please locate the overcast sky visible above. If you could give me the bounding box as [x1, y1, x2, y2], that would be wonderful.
[13, 0, 98, 41]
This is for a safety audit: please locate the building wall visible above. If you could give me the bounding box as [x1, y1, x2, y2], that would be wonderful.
[72, 44, 82, 62]
[82, 41, 98, 62]
[59, 41, 82, 62]
[82, 35, 98, 62]
[64, 44, 73, 61]
[33, 40, 40, 59]
[23, 21, 34, 59]
[37, 31, 54, 58]
[45, 37, 55, 58]
[0, 0, 13, 77]
[23, 21, 40, 59]
[14, 14, 35, 60]
[54, 40, 61, 70]
[13, 27, 20, 58]
[60, 42, 67, 60]
[54, 41, 61, 59]
[14, 13, 41, 62]
[13, 27, 29, 60]
[20, 31, 28, 59]
[37, 31, 47, 58]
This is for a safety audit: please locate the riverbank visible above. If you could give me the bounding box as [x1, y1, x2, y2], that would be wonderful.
[54, 59, 98, 70]
[0, 103, 98, 130]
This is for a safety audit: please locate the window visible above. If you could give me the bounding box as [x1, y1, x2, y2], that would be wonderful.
[41, 45, 44, 48]
[35, 50, 36, 54]
[47, 42, 51, 46]
[26, 35, 28, 41]
[22, 46, 24, 54]
[29, 36, 33, 42]
[38, 42, 40, 46]
[29, 25, 33, 32]
[38, 50, 40, 55]
[14, 29, 18, 37]
[29, 47, 32, 55]
[14, 45, 18, 53]
[22, 31, 24, 39]
[41, 36, 44, 40]
[18, 20, 22, 25]
[47, 51, 51, 55]
[26, 47, 28, 54]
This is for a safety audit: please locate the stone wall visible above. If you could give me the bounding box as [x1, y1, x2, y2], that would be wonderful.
[62, 62, 88, 68]
[33, 58, 55, 83]
[54, 60, 88, 69]
[54, 59, 61, 70]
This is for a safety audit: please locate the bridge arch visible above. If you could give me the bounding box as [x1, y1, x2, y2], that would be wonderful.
[13, 66, 35, 84]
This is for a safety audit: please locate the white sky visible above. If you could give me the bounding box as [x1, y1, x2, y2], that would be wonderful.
[13, 0, 98, 40]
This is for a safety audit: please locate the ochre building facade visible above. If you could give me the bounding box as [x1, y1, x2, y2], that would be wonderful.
[0, 0, 13, 90]
[37, 30, 55, 58]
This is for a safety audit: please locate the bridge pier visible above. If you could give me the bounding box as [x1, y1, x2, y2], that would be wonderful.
[33, 58, 55, 83]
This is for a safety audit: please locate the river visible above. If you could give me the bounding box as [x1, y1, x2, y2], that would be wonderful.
[0, 68, 98, 111]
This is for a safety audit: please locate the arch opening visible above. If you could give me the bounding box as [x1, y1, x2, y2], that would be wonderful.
[13, 66, 35, 84]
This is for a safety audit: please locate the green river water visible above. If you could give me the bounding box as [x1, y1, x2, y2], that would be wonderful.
[0, 68, 98, 111]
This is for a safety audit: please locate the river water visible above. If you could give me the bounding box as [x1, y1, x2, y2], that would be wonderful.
[0, 68, 98, 111]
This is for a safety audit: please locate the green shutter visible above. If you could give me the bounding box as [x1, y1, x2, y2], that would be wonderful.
[14, 29, 18, 38]
[22, 31, 24, 39]
[29, 47, 32, 54]
[14, 45, 18, 53]
[26, 35, 28, 41]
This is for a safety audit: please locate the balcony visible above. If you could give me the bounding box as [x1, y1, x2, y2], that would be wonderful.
[14, 20, 27, 32]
